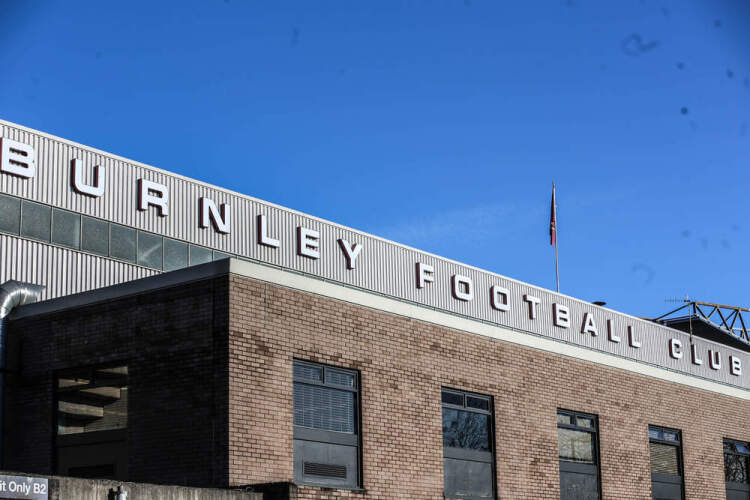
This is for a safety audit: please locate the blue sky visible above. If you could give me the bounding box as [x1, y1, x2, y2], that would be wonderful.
[1, 1, 748, 318]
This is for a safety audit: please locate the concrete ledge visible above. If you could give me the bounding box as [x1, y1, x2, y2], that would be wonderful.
[0, 470, 262, 500]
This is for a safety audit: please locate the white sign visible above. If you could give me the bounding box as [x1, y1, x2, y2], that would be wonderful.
[0, 475, 48, 500]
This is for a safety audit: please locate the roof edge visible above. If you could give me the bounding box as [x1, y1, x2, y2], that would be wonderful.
[11, 259, 231, 319]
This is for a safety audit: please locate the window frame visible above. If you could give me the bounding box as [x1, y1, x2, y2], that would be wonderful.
[0, 193, 21, 235]
[648, 425, 685, 500]
[53, 362, 129, 481]
[292, 359, 362, 490]
[441, 387, 496, 500]
[725, 437, 750, 495]
[557, 408, 602, 500]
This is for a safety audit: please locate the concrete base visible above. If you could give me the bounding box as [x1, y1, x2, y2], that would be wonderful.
[0, 471, 263, 500]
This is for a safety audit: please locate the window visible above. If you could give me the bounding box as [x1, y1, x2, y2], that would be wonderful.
[81, 216, 109, 256]
[137, 231, 162, 269]
[557, 409, 600, 500]
[56, 365, 128, 480]
[213, 250, 231, 261]
[292, 360, 360, 489]
[649, 426, 684, 500]
[0, 193, 219, 270]
[20, 200, 51, 242]
[164, 238, 188, 271]
[0, 194, 20, 235]
[441, 388, 495, 499]
[110, 224, 136, 263]
[51, 209, 81, 250]
[725, 438, 750, 500]
[189, 244, 213, 265]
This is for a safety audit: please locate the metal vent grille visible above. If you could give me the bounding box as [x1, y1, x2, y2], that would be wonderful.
[303, 462, 347, 479]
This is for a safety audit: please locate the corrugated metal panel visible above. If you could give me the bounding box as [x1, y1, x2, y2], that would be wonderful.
[1, 120, 749, 390]
[0, 234, 156, 301]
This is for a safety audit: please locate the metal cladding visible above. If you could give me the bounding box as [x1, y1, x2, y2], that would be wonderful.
[0, 119, 749, 391]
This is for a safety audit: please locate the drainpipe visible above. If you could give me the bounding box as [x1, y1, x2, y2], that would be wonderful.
[0, 280, 45, 468]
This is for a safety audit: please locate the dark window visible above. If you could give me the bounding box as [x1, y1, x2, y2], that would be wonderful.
[51, 209, 81, 249]
[163, 238, 188, 272]
[81, 216, 109, 256]
[558, 409, 600, 500]
[725, 438, 750, 500]
[293, 360, 360, 489]
[649, 425, 684, 500]
[20, 200, 51, 242]
[57, 365, 128, 435]
[442, 388, 495, 499]
[0, 194, 21, 235]
[110, 224, 136, 263]
[189, 244, 212, 266]
[137, 231, 162, 269]
[56, 365, 128, 481]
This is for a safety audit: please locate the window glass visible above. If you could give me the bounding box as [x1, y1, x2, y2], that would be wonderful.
[650, 442, 680, 475]
[137, 231, 162, 269]
[649, 427, 663, 440]
[20, 200, 51, 242]
[0, 194, 20, 234]
[725, 439, 750, 484]
[57, 365, 128, 435]
[466, 395, 490, 411]
[110, 224, 136, 263]
[163, 238, 188, 272]
[293, 383, 355, 433]
[293, 363, 323, 383]
[213, 250, 231, 261]
[557, 413, 572, 426]
[662, 430, 679, 442]
[441, 391, 463, 406]
[81, 216, 109, 256]
[189, 245, 212, 265]
[558, 428, 594, 463]
[51, 209, 81, 249]
[442, 408, 490, 451]
[326, 368, 355, 388]
[725, 454, 748, 483]
[576, 416, 593, 428]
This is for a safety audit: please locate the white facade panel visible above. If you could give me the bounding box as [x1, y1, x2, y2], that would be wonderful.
[1, 118, 748, 391]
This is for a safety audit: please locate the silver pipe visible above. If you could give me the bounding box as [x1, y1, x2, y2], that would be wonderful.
[0, 280, 45, 468]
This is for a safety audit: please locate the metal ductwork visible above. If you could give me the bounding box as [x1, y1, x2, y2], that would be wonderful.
[0, 280, 45, 467]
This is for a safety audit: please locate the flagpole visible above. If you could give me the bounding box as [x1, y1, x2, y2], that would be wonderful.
[552, 182, 559, 293]
[555, 226, 560, 293]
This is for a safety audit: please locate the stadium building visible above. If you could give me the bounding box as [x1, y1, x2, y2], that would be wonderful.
[0, 119, 749, 500]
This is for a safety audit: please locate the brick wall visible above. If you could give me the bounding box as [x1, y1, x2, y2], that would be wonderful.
[6, 271, 749, 499]
[5, 277, 230, 487]
[228, 274, 750, 500]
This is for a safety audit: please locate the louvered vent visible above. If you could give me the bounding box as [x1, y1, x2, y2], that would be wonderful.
[303, 461, 347, 479]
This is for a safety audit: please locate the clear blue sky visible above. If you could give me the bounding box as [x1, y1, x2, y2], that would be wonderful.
[1, 1, 748, 318]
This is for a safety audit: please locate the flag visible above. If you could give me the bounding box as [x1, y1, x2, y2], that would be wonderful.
[550, 183, 557, 246]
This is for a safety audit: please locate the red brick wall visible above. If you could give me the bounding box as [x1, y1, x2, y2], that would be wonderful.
[5, 277, 230, 487]
[228, 274, 750, 500]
